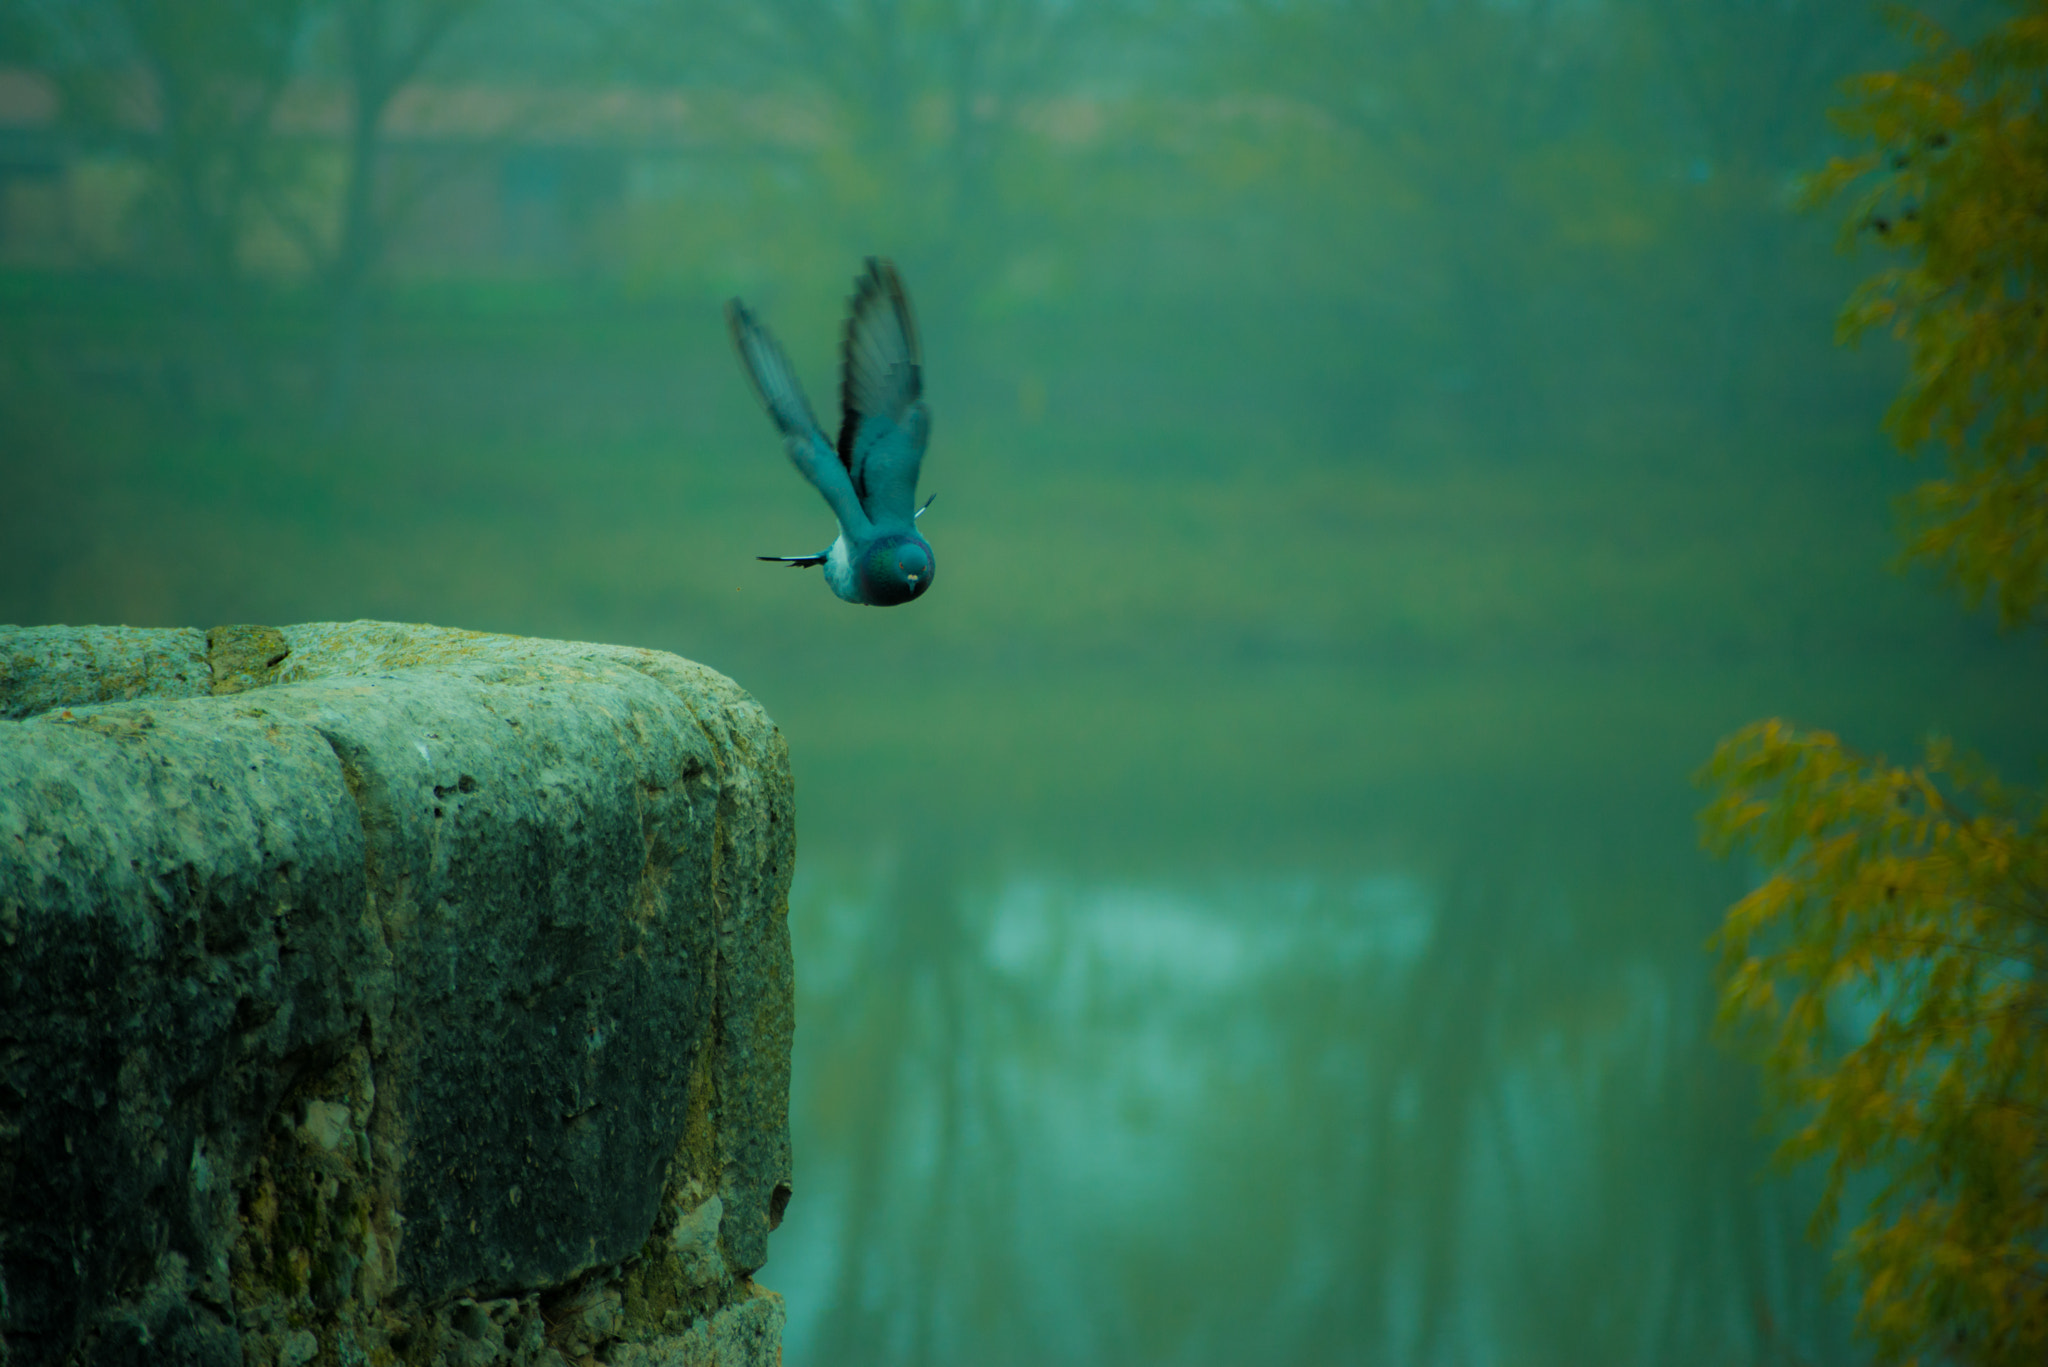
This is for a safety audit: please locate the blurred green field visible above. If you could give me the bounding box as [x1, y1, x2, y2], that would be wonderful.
[5, 278, 2039, 874]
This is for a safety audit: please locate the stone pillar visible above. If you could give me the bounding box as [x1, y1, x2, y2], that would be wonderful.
[0, 622, 795, 1367]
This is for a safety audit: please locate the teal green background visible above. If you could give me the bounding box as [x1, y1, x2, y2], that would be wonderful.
[2, 1, 2040, 1360]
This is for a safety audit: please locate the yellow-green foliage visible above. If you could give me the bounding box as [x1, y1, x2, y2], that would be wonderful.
[1806, 0, 2048, 628]
[1704, 723, 2048, 1364]
[1705, 5, 2048, 1363]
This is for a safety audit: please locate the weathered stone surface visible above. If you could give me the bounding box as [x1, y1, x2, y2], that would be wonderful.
[0, 625, 210, 720]
[205, 626, 290, 697]
[0, 622, 794, 1367]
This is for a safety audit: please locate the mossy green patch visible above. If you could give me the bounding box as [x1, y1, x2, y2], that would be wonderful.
[229, 1044, 413, 1367]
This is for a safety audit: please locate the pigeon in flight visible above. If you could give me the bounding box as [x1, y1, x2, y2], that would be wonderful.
[727, 258, 935, 606]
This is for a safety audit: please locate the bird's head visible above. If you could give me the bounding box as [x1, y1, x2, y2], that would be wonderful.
[859, 533, 935, 605]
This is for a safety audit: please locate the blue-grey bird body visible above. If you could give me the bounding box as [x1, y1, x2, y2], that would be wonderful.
[727, 259, 935, 606]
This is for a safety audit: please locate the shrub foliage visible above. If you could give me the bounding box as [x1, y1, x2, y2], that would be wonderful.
[1708, 4, 2048, 1362]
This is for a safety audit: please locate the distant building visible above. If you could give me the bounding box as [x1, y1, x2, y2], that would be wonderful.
[0, 67, 824, 277]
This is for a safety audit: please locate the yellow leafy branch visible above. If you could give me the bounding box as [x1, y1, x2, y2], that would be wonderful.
[1810, 2, 2048, 629]
[1701, 717, 2048, 1365]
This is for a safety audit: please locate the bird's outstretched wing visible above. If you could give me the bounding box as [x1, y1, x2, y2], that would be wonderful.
[728, 298, 871, 537]
[837, 258, 929, 528]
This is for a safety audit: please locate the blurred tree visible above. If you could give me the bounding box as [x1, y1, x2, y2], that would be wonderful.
[1630, 0, 1896, 425]
[589, 0, 1117, 336]
[14, 0, 488, 421]
[1704, 5, 2048, 1362]
[312, 0, 487, 425]
[1225, 0, 1654, 448]
[16, 0, 319, 405]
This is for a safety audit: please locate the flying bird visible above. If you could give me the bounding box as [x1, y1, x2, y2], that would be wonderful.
[727, 259, 935, 606]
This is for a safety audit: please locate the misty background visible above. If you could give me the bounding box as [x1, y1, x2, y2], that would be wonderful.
[2, 0, 2044, 1361]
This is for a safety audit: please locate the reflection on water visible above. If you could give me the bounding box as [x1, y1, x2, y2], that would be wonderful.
[774, 847, 1854, 1367]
